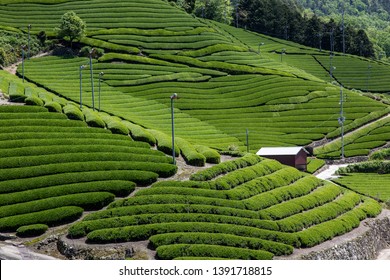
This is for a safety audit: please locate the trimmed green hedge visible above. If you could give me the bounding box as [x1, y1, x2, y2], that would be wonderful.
[16, 224, 48, 237]
[67, 213, 279, 238]
[156, 244, 274, 260]
[0, 192, 115, 218]
[177, 137, 205, 166]
[190, 154, 262, 181]
[63, 104, 84, 121]
[0, 206, 83, 231]
[0, 170, 159, 193]
[123, 121, 156, 145]
[194, 145, 220, 164]
[148, 129, 180, 157]
[149, 232, 292, 256]
[83, 108, 106, 128]
[25, 96, 44, 106]
[0, 180, 135, 206]
[84, 222, 300, 247]
[44, 101, 62, 113]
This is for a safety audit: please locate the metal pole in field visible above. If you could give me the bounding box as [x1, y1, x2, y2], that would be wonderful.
[79, 65, 85, 109]
[258, 42, 264, 55]
[98, 72, 104, 112]
[338, 85, 346, 159]
[280, 48, 286, 62]
[170, 93, 178, 165]
[246, 129, 249, 153]
[27, 24, 31, 60]
[21, 45, 26, 83]
[366, 64, 372, 92]
[89, 48, 96, 111]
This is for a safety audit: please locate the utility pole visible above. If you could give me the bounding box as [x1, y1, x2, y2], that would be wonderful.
[338, 85, 346, 159]
[342, 6, 346, 55]
[246, 129, 249, 153]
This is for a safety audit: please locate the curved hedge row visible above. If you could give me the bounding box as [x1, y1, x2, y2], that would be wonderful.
[0, 180, 135, 206]
[16, 224, 49, 237]
[0, 192, 115, 218]
[149, 232, 293, 256]
[84, 222, 300, 246]
[277, 191, 362, 232]
[0, 161, 176, 180]
[156, 244, 273, 260]
[295, 198, 381, 247]
[189, 153, 262, 181]
[68, 213, 279, 238]
[0, 206, 83, 231]
[0, 170, 159, 194]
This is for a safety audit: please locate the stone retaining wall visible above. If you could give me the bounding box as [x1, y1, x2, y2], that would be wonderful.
[301, 211, 390, 260]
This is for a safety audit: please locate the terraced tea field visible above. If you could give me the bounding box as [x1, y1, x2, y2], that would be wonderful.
[67, 154, 381, 259]
[0, 0, 390, 260]
[334, 173, 390, 202]
[0, 105, 176, 234]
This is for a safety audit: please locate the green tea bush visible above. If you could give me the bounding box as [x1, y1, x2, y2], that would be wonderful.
[83, 108, 105, 128]
[190, 154, 262, 181]
[176, 137, 205, 166]
[68, 213, 279, 238]
[0, 170, 158, 193]
[194, 145, 220, 164]
[0, 192, 115, 218]
[0, 206, 83, 231]
[337, 161, 390, 174]
[44, 101, 62, 113]
[123, 121, 156, 146]
[63, 104, 84, 121]
[149, 232, 293, 256]
[16, 224, 48, 237]
[85, 222, 300, 246]
[84, 201, 263, 220]
[156, 244, 274, 260]
[277, 191, 361, 232]
[148, 129, 180, 157]
[0, 180, 135, 206]
[25, 96, 44, 106]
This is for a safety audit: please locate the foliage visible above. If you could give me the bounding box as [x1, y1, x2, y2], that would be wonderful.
[56, 11, 86, 47]
[16, 224, 48, 237]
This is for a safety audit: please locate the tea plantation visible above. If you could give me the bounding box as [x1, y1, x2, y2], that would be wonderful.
[0, 0, 389, 260]
[0, 104, 176, 233]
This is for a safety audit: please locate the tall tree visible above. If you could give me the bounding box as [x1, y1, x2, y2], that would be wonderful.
[56, 11, 86, 48]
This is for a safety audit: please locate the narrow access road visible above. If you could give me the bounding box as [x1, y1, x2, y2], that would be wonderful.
[315, 164, 348, 181]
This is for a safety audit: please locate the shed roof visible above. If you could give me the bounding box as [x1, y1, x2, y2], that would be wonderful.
[256, 147, 307, 156]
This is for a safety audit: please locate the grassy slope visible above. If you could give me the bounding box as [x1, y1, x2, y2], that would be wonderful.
[0, 0, 388, 259]
[1, 0, 389, 154]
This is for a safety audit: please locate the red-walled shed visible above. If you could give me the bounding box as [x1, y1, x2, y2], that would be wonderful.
[256, 147, 308, 171]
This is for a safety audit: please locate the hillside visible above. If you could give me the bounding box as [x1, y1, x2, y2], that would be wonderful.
[0, 0, 389, 260]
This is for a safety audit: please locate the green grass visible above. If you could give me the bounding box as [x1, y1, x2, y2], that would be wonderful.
[333, 173, 390, 202]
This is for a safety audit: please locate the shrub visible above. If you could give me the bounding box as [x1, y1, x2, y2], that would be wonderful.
[44, 101, 62, 113]
[148, 129, 180, 157]
[0, 192, 115, 218]
[83, 108, 105, 128]
[63, 104, 84, 121]
[176, 137, 205, 166]
[123, 121, 156, 146]
[25, 96, 44, 106]
[190, 153, 262, 181]
[16, 224, 48, 237]
[194, 145, 220, 164]
[149, 232, 293, 256]
[156, 244, 274, 260]
[0, 206, 83, 231]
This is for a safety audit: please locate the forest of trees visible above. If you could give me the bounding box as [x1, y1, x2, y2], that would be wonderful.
[169, 0, 384, 58]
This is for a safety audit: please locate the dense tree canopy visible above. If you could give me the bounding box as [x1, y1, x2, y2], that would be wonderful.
[56, 11, 86, 48]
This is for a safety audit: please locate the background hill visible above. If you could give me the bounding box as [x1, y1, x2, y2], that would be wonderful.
[0, 0, 389, 260]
